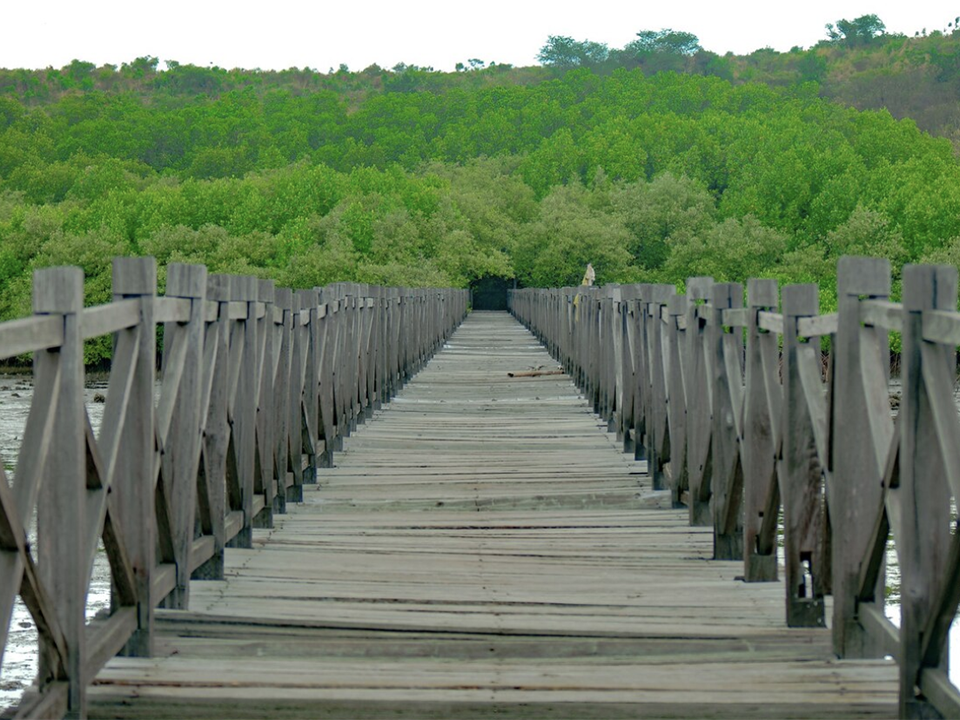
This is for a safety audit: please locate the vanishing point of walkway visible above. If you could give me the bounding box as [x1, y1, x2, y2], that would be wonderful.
[88, 312, 896, 718]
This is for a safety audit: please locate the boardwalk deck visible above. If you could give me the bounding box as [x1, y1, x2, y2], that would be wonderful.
[88, 312, 897, 719]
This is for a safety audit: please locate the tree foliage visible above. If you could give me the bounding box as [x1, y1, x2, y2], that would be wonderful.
[826, 15, 887, 46]
[1, 45, 960, 368]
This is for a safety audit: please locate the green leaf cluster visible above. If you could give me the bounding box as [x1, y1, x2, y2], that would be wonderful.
[1, 61, 959, 367]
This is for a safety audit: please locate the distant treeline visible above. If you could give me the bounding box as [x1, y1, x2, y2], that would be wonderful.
[2, 35, 960, 362]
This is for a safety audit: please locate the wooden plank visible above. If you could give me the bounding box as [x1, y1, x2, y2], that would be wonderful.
[11, 682, 68, 720]
[0, 314, 63, 359]
[797, 313, 838, 338]
[87, 311, 896, 720]
[922, 308, 960, 346]
[757, 311, 783, 336]
[154, 297, 192, 324]
[859, 299, 902, 333]
[84, 607, 138, 685]
[80, 298, 141, 339]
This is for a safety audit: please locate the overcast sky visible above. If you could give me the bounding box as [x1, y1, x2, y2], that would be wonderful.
[0, 1, 954, 73]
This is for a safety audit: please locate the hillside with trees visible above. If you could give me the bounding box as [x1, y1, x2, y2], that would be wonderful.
[2, 16, 960, 362]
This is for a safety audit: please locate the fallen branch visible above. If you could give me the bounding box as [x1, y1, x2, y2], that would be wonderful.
[507, 369, 564, 378]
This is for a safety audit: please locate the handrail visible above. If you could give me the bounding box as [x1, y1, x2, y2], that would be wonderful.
[0, 258, 468, 718]
[508, 256, 960, 718]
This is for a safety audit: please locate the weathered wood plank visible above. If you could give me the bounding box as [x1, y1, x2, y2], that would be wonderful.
[89, 312, 895, 720]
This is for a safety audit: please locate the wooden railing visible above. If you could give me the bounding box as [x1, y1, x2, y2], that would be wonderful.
[510, 257, 960, 719]
[0, 257, 467, 718]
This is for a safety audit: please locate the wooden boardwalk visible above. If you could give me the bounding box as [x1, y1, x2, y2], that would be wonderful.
[88, 312, 896, 718]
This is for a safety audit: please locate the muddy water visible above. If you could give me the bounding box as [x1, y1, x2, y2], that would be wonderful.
[0, 376, 111, 711]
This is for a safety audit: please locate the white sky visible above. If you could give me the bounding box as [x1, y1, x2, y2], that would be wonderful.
[0, 1, 954, 73]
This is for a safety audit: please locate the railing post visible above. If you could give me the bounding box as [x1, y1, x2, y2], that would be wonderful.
[112, 258, 159, 655]
[619, 286, 640, 454]
[646, 285, 676, 488]
[34, 266, 86, 716]
[832, 256, 892, 657]
[743, 279, 780, 582]
[685, 277, 714, 526]
[274, 287, 293, 510]
[255, 279, 276, 527]
[229, 275, 258, 549]
[607, 285, 622, 432]
[899, 264, 956, 718]
[162, 264, 207, 609]
[665, 293, 688, 506]
[194, 273, 230, 581]
[632, 285, 651, 463]
[710, 282, 744, 560]
[300, 288, 321, 483]
[781, 284, 827, 627]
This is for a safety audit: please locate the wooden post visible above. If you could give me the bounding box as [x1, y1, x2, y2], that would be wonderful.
[646, 285, 676, 488]
[608, 286, 623, 434]
[112, 258, 158, 651]
[710, 282, 744, 560]
[619, 286, 640, 454]
[632, 285, 651, 463]
[254, 280, 276, 527]
[899, 264, 956, 717]
[781, 284, 827, 627]
[831, 256, 891, 657]
[665, 293, 688, 506]
[300, 288, 321, 483]
[288, 290, 306, 501]
[230, 275, 258, 549]
[34, 266, 86, 717]
[162, 263, 207, 609]
[273, 287, 293, 512]
[685, 277, 714, 527]
[743, 279, 779, 582]
[194, 273, 230, 581]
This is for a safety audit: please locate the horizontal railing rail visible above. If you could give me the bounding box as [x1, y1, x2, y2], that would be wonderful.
[0, 257, 467, 718]
[510, 257, 960, 719]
